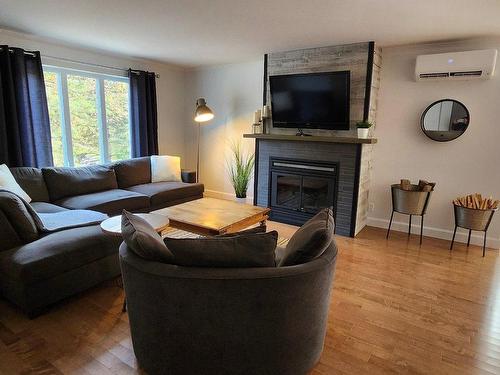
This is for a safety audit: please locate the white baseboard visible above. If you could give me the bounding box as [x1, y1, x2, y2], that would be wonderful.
[367, 216, 500, 250]
[203, 189, 254, 205]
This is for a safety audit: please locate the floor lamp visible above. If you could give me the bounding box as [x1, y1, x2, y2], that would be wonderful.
[194, 98, 214, 183]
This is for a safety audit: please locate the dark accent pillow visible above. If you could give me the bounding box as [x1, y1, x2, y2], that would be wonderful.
[0, 191, 38, 250]
[164, 230, 278, 268]
[10, 167, 50, 202]
[113, 157, 151, 188]
[121, 210, 174, 263]
[279, 208, 334, 266]
[42, 165, 118, 201]
[216, 225, 267, 237]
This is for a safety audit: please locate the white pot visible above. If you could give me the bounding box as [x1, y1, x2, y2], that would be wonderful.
[235, 197, 247, 204]
[357, 128, 370, 138]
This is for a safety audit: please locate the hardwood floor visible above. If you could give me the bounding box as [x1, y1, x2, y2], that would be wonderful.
[1, 224, 500, 374]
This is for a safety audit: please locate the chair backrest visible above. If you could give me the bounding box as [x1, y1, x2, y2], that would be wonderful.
[119, 240, 337, 375]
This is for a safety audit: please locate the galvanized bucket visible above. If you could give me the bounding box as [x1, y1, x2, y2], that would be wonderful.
[453, 205, 497, 231]
[391, 184, 432, 216]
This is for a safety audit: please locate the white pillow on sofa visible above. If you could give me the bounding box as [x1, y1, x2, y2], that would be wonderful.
[0, 164, 32, 203]
[151, 155, 181, 183]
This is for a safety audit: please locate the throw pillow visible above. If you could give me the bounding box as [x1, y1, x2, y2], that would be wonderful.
[216, 225, 267, 237]
[164, 230, 278, 268]
[121, 210, 174, 263]
[151, 155, 181, 183]
[279, 208, 335, 266]
[0, 164, 32, 203]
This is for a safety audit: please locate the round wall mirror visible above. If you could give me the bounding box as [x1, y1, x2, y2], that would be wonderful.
[420, 99, 470, 142]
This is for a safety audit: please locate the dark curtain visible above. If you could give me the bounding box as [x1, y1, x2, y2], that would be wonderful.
[129, 69, 158, 157]
[0, 45, 53, 167]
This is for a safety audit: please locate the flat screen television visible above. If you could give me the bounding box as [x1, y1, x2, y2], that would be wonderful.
[269, 71, 350, 130]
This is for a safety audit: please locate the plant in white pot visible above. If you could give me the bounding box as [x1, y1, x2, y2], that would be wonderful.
[227, 142, 255, 203]
[356, 121, 373, 139]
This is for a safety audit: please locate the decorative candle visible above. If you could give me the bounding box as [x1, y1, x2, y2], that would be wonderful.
[262, 105, 270, 119]
[254, 109, 261, 124]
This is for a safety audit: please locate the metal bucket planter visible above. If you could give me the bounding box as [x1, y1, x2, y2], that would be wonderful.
[450, 204, 497, 256]
[386, 184, 433, 244]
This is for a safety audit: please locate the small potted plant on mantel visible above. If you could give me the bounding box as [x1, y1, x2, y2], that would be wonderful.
[228, 142, 255, 203]
[356, 121, 373, 139]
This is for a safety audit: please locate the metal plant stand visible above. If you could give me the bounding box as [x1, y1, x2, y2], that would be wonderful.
[450, 204, 497, 257]
[386, 184, 433, 244]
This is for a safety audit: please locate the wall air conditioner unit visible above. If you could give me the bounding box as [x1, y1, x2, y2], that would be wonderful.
[415, 49, 497, 81]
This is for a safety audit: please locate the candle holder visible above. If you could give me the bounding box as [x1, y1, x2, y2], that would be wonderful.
[252, 122, 263, 134]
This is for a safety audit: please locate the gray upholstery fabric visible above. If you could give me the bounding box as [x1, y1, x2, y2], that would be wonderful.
[126, 181, 204, 208]
[30, 202, 68, 214]
[121, 210, 173, 263]
[42, 165, 118, 201]
[0, 225, 120, 285]
[280, 208, 335, 266]
[55, 189, 150, 215]
[10, 167, 50, 202]
[0, 191, 38, 251]
[113, 157, 151, 188]
[164, 231, 278, 267]
[119, 240, 337, 375]
[216, 225, 267, 237]
[1, 253, 120, 318]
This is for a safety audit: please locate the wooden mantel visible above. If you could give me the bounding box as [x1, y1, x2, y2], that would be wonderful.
[243, 133, 377, 144]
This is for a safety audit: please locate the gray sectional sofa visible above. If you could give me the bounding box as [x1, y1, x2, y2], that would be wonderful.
[0, 157, 204, 316]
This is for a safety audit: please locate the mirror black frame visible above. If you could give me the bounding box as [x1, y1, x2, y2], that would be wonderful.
[420, 99, 470, 142]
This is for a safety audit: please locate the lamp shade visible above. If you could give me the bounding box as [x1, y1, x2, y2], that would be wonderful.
[194, 98, 214, 122]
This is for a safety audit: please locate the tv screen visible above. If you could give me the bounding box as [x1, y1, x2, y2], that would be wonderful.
[269, 71, 350, 130]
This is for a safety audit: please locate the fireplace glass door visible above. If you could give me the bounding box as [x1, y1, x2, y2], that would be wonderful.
[270, 159, 337, 220]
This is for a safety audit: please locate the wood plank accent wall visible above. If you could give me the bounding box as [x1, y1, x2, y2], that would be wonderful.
[355, 45, 382, 234]
[259, 42, 381, 236]
[264, 42, 372, 136]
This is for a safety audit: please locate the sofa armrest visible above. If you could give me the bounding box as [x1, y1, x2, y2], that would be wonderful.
[181, 170, 197, 183]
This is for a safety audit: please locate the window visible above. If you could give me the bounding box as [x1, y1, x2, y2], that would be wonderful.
[44, 67, 130, 166]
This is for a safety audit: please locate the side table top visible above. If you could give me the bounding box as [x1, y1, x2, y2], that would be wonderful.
[100, 213, 170, 236]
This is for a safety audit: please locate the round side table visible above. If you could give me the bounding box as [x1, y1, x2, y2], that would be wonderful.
[100, 213, 169, 311]
[100, 213, 170, 236]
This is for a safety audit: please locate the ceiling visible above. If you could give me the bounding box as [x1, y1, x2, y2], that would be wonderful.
[1, 0, 500, 67]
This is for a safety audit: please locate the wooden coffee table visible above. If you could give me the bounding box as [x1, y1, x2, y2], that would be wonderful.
[153, 197, 270, 236]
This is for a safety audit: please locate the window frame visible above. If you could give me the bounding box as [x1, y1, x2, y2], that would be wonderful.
[43, 65, 131, 167]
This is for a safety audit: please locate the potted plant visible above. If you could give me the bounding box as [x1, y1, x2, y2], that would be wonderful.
[356, 121, 373, 138]
[228, 142, 255, 203]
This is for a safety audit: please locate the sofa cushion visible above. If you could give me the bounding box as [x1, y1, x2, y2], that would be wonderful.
[10, 167, 50, 202]
[30, 202, 69, 214]
[126, 182, 204, 207]
[55, 189, 150, 215]
[0, 225, 121, 285]
[279, 208, 335, 266]
[164, 231, 278, 268]
[121, 210, 174, 263]
[113, 157, 151, 188]
[42, 165, 118, 201]
[0, 191, 38, 251]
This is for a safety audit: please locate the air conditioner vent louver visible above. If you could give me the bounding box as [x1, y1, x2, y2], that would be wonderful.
[415, 49, 497, 81]
[419, 73, 449, 79]
[450, 71, 482, 77]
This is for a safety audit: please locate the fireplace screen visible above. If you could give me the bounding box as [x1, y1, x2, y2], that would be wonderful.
[269, 158, 337, 225]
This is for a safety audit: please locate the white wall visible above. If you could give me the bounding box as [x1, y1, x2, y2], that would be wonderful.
[184, 60, 263, 201]
[369, 38, 500, 248]
[0, 28, 186, 159]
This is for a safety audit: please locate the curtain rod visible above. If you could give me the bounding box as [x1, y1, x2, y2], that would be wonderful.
[0, 47, 160, 78]
[43, 55, 160, 78]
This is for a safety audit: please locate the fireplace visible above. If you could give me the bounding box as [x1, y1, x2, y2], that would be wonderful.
[269, 158, 338, 227]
